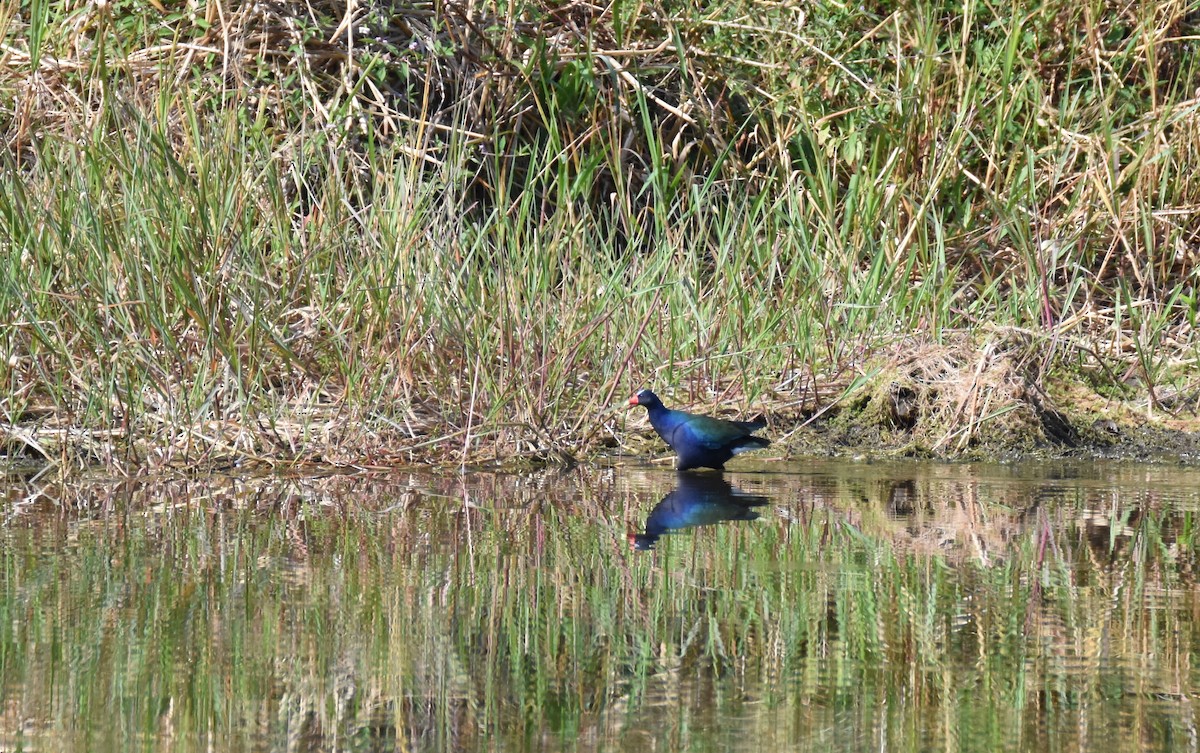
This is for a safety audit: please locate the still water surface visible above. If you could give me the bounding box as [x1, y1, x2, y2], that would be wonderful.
[1, 459, 1197, 752]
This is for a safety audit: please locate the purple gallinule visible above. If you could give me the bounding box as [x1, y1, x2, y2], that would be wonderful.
[628, 388, 770, 470]
[629, 472, 769, 549]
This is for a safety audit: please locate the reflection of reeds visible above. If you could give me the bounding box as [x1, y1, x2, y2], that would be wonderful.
[3, 2, 1200, 471]
[0, 462, 1197, 750]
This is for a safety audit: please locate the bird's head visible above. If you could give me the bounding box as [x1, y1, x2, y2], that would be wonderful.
[628, 389, 662, 409]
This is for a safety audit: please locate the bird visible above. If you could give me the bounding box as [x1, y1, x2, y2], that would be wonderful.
[628, 388, 770, 470]
[629, 472, 769, 549]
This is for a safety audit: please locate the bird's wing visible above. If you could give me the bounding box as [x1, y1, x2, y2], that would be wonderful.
[674, 414, 754, 450]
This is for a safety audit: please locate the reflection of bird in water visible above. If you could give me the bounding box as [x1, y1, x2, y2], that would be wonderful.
[629, 472, 771, 550]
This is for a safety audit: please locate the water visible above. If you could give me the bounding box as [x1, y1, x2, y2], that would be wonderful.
[1, 460, 1197, 752]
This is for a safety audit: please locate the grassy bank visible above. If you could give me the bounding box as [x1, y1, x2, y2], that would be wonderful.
[2, 0, 1199, 471]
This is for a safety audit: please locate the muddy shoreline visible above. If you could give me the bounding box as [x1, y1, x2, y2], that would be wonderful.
[6, 366, 1200, 475]
[782, 413, 1200, 465]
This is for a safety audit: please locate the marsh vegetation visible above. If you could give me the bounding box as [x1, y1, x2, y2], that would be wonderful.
[2, 1, 1199, 469]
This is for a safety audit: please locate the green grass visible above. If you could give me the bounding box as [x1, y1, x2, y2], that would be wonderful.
[1, 0, 1199, 469]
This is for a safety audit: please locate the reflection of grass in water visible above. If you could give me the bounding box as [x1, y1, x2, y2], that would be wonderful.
[0, 468, 1196, 750]
[3, 2, 1200, 471]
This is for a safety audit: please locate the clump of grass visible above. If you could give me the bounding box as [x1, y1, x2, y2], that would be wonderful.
[1, 1, 1199, 471]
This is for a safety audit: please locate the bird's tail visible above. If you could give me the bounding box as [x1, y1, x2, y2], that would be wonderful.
[734, 415, 767, 432]
[730, 435, 771, 454]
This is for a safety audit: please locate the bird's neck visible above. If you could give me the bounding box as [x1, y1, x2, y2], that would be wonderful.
[645, 403, 675, 431]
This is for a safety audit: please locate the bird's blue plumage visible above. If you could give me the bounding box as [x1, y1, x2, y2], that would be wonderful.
[630, 389, 770, 470]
